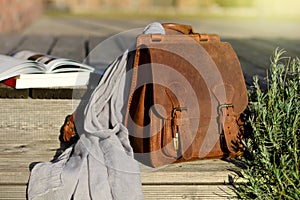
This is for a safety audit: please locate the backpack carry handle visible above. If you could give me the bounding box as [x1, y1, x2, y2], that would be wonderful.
[162, 23, 195, 35]
[162, 23, 219, 42]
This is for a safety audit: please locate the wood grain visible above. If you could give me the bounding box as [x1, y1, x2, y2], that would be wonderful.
[50, 35, 87, 61]
[0, 34, 24, 55]
[13, 35, 55, 54]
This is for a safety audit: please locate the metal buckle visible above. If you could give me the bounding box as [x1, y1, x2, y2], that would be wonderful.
[218, 103, 234, 114]
[172, 107, 188, 118]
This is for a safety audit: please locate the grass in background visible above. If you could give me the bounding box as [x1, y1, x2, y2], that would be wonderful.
[44, 10, 258, 21]
[215, 0, 255, 7]
[234, 49, 300, 199]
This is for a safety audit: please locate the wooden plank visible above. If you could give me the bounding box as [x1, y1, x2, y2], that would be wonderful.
[141, 159, 240, 185]
[236, 57, 266, 88]
[60, 18, 145, 36]
[0, 141, 59, 155]
[0, 99, 79, 136]
[0, 184, 235, 200]
[221, 39, 266, 87]
[140, 159, 237, 173]
[0, 171, 31, 185]
[85, 35, 112, 70]
[0, 122, 241, 185]
[0, 101, 71, 186]
[30, 87, 87, 99]
[0, 156, 55, 166]
[0, 159, 239, 184]
[0, 34, 24, 55]
[0, 185, 27, 200]
[50, 35, 86, 62]
[87, 36, 108, 52]
[13, 35, 55, 54]
[226, 38, 300, 89]
[0, 99, 241, 187]
[0, 84, 29, 99]
[227, 38, 300, 66]
[86, 33, 137, 71]
[225, 38, 271, 68]
[253, 38, 300, 57]
[225, 38, 273, 89]
[142, 171, 236, 185]
[0, 101, 239, 200]
[238, 38, 300, 58]
[143, 185, 235, 200]
[0, 155, 241, 185]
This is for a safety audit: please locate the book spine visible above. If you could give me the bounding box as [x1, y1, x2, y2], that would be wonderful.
[2, 78, 17, 88]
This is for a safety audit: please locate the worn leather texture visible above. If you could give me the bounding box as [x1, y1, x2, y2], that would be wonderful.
[125, 23, 248, 167]
[61, 114, 77, 142]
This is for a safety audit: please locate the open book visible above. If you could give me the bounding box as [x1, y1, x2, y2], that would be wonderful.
[0, 50, 102, 89]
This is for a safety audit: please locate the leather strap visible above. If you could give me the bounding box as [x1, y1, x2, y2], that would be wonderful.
[212, 83, 240, 155]
[172, 107, 195, 160]
[218, 105, 239, 155]
[62, 114, 77, 142]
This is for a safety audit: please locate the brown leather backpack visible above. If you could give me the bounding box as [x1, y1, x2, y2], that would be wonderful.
[124, 23, 248, 167]
[62, 23, 248, 168]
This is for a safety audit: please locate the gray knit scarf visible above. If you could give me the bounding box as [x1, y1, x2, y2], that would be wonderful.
[27, 22, 165, 200]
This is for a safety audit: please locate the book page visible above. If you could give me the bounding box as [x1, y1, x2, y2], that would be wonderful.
[0, 55, 45, 81]
[0, 55, 25, 72]
[13, 50, 102, 74]
[12, 50, 56, 64]
[45, 58, 100, 73]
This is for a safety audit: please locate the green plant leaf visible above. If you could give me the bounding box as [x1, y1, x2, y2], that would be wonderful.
[234, 49, 300, 199]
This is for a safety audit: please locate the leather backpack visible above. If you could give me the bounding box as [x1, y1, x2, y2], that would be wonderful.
[124, 23, 248, 167]
[61, 23, 248, 168]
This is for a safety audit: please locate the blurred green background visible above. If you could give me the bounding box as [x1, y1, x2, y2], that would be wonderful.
[1, 0, 300, 33]
[45, 0, 300, 19]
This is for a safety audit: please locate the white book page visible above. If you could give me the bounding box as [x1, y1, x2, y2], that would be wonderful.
[0, 55, 45, 81]
[45, 58, 98, 73]
[12, 50, 44, 60]
[13, 50, 100, 74]
[16, 72, 91, 88]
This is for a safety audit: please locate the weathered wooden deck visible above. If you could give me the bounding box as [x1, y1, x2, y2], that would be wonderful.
[0, 19, 300, 200]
